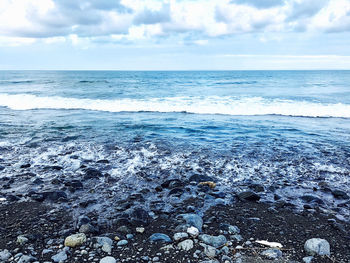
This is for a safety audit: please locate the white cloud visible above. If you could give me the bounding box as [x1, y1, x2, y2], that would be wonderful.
[0, 0, 350, 46]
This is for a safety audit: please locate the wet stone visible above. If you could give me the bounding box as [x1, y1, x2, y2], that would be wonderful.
[149, 233, 172, 243]
[238, 191, 260, 201]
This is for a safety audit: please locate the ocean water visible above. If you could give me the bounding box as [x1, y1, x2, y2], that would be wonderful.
[0, 70, 349, 219]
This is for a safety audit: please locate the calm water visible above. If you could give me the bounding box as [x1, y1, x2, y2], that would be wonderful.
[0, 71, 349, 218]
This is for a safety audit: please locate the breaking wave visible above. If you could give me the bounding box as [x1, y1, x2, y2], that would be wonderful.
[1, 93, 350, 118]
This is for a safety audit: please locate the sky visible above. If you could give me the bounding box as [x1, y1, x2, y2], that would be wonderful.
[1, 0, 350, 70]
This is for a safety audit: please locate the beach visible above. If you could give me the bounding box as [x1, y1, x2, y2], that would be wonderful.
[0, 70, 350, 262]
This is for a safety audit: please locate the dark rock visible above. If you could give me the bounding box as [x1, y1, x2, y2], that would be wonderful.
[332, 190, 349, 199]
[20, 164, 31, 169]
[238, 191, 260, 201]
[168, 188, 184, 196]
[65, 180, 83, 190]
[42, 191, 68, 202]
[249, 184, 265, 192]
[77, 215, 91, 229]
[130, 207, 152, 226]
[189, 174, 215, 183]
[32, 178, 44, 185]
[177, 214, 203, 231]
[97, 159, 109, 164]
[79, 199, 96, 208]
[0, 165, 5, 171]
[300, 195, 324, 204]
[83, 168, 102, 179]
[6, 194, 20, 202]
[161, 179, 184, 189]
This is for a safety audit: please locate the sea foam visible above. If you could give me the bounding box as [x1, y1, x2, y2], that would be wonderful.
[0, 93, 349, 118]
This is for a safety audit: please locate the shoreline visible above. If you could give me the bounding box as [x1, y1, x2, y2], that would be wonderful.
[1, 198, 349, 263]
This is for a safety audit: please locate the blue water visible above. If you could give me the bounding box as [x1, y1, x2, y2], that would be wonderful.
[0, 71, 349, 219]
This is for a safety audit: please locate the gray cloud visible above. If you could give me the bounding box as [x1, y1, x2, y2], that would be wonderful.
[231, 0, 285, 8]
[133, 4, 171, 25]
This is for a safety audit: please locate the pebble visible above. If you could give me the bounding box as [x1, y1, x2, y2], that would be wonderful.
[102, 243, 112, 253]
[149, 233, 172, 243]
[304, 238, 330, 256]
[173, 232, 189, 241]
[18, 255, 36, 263]
[0, 249, 12, 261]
[17, 235, 29, 245]
[177, 239, 194, 251]
[199, 234, 227, 248]
[51, 250, 68, 262]
[303, 256, 314, 263]
[100, 256, 116, 263]
[117, 240, 128, 246]
[187, 226, 199, 237]
[64, 233, 87, 247]
[260, 249, 283, 259]
[136, 227, 145, 233]
[201, 244, 217, 258]
[178, 214, 203, 231]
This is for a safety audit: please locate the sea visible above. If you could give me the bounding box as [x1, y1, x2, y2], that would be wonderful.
[0, 70, 349, 220]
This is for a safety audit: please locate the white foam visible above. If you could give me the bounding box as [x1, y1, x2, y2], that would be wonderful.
[0, 93, 350, 118]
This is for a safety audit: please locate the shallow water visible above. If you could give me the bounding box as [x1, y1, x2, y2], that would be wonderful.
[0, 71, 349, 219]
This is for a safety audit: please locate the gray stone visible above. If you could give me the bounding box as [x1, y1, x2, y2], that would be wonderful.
[0, 249, 11, 261]
[260, 249, 283, 259]
[201, 244, 217, 258]
[79, 223, 98, 234]
[173, 232, 189, 241]
[187, 226, 199, 237]
[304, 238, 330, 256]
[177, 239, 194, 251]
[51, 250, 68, 262]
[93, 237, 113, 248]
[199, 234, 227, 248]
[178, 214, 203, 231]
[100, 256, 116, 263]
[117, 240, 128, 246]
[126, 234, 134, 239]
[102, 243, 112, 253]
[303, 256, 314, 263]
[149, 233, 172, 243]
[199, 260, 219, 263]
[17, 235, 29, 245]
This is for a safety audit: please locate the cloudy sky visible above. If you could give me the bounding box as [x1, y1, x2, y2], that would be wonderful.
[1, 0, 350, 70]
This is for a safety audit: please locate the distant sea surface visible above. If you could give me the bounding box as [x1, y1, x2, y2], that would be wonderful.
[0, 71, 349, 218]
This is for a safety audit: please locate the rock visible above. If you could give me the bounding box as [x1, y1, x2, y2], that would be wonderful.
[84, 168, 102, 179]
[178, 214, 203, 231]
[116, 225, 130, 233]
[17, 235, 29, 245]
[149, 233, 172, 243]
[189, 174, 215, 183]
[79, 223, 98, 234]
[300, 195, 324, 204]
[237, 191, 260, 201]
[198, 181, 216, 189]
[51, 250, 68, 262]
[303, 256, 314, 263]
[117, 240, 128, 246]
[102, 243, 112, 253]
[136, 227, 145, 233]
[64, 233, 86, 247]
[100, 256, 116, 263]
[201, 244, 217, 258]
[130, 207, 151, 225]
[178, 239, 194, 251]
[18, 255, 36, 263]
[199, 260, 219, 263]
[199, 234, 227, 248]
[332, 190, 349, 199]
[77, 215, 90, 228]
[126, 234, 134, 239]
[93, 237, 113, 248]
[42, 191, 68, 202]
[173, 232, 189, 241]
[304, 238, 330, 256]
[187, 226, 199, 237]
[0, 249, 11, 261]
[260, 249, 282, 259]
[219, 224, 240, 234]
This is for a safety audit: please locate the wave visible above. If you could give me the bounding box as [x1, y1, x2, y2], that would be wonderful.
[0, 93, 349, 118]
